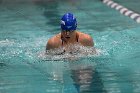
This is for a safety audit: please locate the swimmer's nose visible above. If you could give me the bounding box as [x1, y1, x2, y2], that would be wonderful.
[66, 31, 70, 35]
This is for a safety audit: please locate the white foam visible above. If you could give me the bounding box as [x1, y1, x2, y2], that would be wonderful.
[0, 39, 15, 46]
[38, 44, 103, 61]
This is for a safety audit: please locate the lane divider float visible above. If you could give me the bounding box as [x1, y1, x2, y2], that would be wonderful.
[101, 0, 140, 23]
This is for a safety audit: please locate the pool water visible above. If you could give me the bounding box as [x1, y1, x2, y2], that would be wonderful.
[0, 0, 140, 93]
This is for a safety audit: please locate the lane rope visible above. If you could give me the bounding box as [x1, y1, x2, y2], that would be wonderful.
[101, 0, 140, 23]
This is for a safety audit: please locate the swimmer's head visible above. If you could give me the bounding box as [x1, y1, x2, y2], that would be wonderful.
[61, 13, 77, 32]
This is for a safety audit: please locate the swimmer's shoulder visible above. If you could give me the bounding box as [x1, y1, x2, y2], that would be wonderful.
[48, 33, 61, 41]
[76, 31, 93, 40]
[46, 33, 62, 50]
[76, 31, 94, 46]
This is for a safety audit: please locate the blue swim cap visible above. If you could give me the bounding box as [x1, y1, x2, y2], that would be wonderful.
[61, 13, 77, 31]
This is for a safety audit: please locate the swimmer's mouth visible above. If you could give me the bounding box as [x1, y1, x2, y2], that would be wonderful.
[65, 36, 70, 38]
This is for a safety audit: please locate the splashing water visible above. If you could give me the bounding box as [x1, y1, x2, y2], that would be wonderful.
[38, 44, 102, 61]
[0, 39, 15, 46]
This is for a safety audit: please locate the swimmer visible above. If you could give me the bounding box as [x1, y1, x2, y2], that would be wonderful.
[46, 13, 94, 52]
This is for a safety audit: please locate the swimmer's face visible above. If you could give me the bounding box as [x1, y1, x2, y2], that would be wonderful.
[61, 30, 74, 38]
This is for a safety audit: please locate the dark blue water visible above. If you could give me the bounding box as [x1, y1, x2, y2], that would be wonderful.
[0, 0, 140, 93]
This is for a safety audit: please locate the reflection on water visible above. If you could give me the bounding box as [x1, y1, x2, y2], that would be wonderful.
[71, 66, 106, 93]
[41, 58, 106, 93]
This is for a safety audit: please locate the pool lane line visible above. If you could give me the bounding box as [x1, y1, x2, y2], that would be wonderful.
[101, 0, 140, 23]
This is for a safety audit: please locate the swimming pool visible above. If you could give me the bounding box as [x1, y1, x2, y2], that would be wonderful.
[0, 0, 140, 93]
